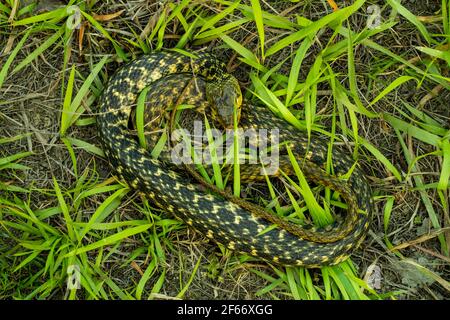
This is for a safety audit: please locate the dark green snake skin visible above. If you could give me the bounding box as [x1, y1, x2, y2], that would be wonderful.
[97, 51, 373, 267]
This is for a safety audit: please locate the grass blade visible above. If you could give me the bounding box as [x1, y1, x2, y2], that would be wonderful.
[250, 0, 265, 60]
[136, 259, 157, 300]
[415, 46, 450, 66]
[80, 10, 126, 60]
[63, 137, 105, 157]
[386, 0, 433, 44]
[220, 34, 260, 66]
[52, 177, 75, 241]
[12, 26, 64, 75]
[13, 7, 67, 26]
[437, 139, 450, 191]
[266, 0, 365, 57]
[204, 115, 224, 190]
[61, 65, 77, 136]
[286, 37, 313, 106]
[64, 224, 153, 257]
[370, 76, 418, 106]
[0, 29, 31, 88]
[383, 114, 441, 147]
[197, 1, 240, 35]
[60, 56, 108, 135]
[135, 87, 151, 149]
[359, 137, 402, 181]
[80, 188, 129, 239]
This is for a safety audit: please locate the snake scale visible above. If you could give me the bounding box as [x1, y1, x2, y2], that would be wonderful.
[97, 50, 373, 267]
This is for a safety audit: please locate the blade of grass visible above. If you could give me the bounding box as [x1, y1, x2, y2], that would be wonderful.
[176, 255, 202, 298]
[370, 76, 418, 106]
[395, 128, 448, 255]
[386, 0, 433, 44]
[194, 18, 249, 41]
[220, 34, 260, 66]
[304, 55, 322, 139]
[362, 39, 450, 89]
[285, 267, 304, 300]
[204, 115, 224, 190]
[443, 0, 449, 36]
[13, 7, 67, 26]
[250, 73, 306, 131]
[0, 29, 31, 88]
[136, 259, 157, 300]
[60, 56, 108, 135]
[437, 139, 450, 191]
[285, 146, 329, 225]
[149, 270, 166, 299]
[64, 224, 152, 257]
[80, 10, 126, 60]
[415, 46, 450, 66]
[61, 137, 78, 177]
[12, 26, 64, 75]
[52, 176, 75, 242]
[197, 0, 240, 35]
[250, 0, 264, 60]
[135, 87, 150, 149]
[80, 188, 129, 239]
[286, 37, 313, 106]
[0, 151, 33, 167]
[383, 114, 441, 147]
[63, 137, 105, 157]
[60, 65, 77, 135]
[383, 196, 395, 234]
[176, 16, 200, 48]
[359, 137, 402, 181]
[232, 106, 240, 197]
[266, 0, 365, 57]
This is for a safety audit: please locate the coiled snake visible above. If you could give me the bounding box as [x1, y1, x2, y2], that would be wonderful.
[97, 50, 373, 267]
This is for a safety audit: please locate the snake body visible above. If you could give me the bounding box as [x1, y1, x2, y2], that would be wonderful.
[97, 51, 373, 267]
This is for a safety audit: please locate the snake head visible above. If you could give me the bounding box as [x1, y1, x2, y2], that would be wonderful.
[206, 75, 242, 129]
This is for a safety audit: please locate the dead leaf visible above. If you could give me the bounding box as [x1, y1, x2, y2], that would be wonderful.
[130, 261, 144, 276]
[92, 9, 125, 22]
[326, 0, 339, 11]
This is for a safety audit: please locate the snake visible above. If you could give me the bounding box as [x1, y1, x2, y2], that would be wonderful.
[97, 50, 373, 267]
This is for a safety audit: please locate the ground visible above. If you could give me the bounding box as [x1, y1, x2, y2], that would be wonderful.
[0, 0, 449, 300]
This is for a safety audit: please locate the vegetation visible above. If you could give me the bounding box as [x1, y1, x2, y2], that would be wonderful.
[0, 0, 449, 299]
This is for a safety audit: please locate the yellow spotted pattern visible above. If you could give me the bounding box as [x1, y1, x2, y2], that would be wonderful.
[97, 51, 373, 267]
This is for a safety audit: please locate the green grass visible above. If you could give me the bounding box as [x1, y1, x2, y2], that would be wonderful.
[0, 0, 449, 300]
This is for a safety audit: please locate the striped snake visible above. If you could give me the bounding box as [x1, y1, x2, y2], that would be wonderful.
[97, 50, 373, 267]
